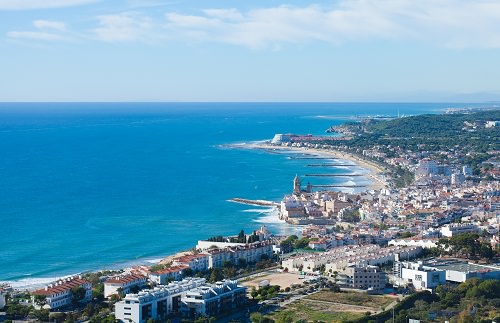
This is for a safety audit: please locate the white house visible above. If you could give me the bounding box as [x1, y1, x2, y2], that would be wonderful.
[388, 238, 438, 249]
[149, 265, 188, 285]
[172, 254, 210, 272]
[440, 223, 478, 237]
[31, 276, 92, 309]
[104, 274, 147, 298]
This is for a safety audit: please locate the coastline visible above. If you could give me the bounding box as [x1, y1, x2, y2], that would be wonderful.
[238, 142, 387, 191]
[4, 142, 386, 291]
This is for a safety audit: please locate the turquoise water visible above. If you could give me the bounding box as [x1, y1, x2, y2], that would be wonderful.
[0, 102, 478, 286]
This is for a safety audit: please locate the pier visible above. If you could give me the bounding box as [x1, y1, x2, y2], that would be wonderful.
[304, 173, 364, 177]
[228, 198, 279, 207]
[311, 184, 367, 188]
[306, 164, 356, 167]
[290, 157, 338, 160]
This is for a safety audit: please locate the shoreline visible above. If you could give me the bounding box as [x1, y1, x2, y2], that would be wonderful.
[238, 142, 387, 191]
[4, 141, 387, 291]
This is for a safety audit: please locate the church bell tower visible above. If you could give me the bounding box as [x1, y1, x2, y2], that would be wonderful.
[293, 174, 301, 194]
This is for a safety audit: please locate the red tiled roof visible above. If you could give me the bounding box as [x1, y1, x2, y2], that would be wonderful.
[32, 278, 90, 296]
[173, 254, 208, 263]
[151, 265, 188, 275]
[104, 273, 146, 284]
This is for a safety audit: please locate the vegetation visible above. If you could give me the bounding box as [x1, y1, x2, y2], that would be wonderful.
[325, 109, 500, 186]
[250, 285, 281, 301]
[306, 291, 394, 309]
[341, 208, 361, 223]
[437, 233, 495, 259]
[206, 229, 261, 244]
[268, 300, 365, 322]
[349, 279, 500, 323]
[279, 235, 312, 252]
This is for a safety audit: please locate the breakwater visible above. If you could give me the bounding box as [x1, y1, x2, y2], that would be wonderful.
[304, 173, 364, 177]
[229, 198, 280, 207]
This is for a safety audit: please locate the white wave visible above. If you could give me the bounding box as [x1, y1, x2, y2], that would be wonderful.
[144, 258, 163, 264]
[241, 207, 276, 214]
[251, 208, 284, 224]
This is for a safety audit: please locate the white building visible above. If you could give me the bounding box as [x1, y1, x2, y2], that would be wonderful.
[393, 261, 445, 291]
[0, 290, 6, 310]
[424, 260, 500, 283]
[115, 278, 206, 323]
[172, 254, 210, 272]
[388, 238, 438, 249]
[416, 159, 438, 178]
[336, 265, 386, 291]
[463, 166, 473, 177]
[451, 173, 465, 185]
[206, 241, 273, 268]
[485, 121, 500, 128]
[282, 244, 422, 274]
[149, 265, 188, 285]
[440, 223, 478, 237]
[181, 280, 247, 319]
[104, 274, 147, 298]
[31, 276, 92, 309]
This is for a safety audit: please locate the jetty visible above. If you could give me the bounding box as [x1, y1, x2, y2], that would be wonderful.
[306, 164, 356, 167]
[311, 184, 367, 188]
[304, 173, 363, 177]
[291, 157, 338, 160]
[229, 198, 279, 207]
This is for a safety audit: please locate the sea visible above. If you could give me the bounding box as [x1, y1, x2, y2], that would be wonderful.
[0, 102, 483, 288]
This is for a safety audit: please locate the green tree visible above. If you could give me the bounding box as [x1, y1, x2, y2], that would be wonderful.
[250, 312, 264, 323]
[33, 294, 47, 307]
[275, 310, 294, 323]
[183, 267, 194, 277]
[237, 229, 246, 243]
[250, 286, 258, 300]
[237, 258, 247, 268]
[31, 309, 50, 321]
[92, 282, 104, 301]
[70, 286, 86, 304]
[209, 268, 224, 283]
[477, 279, 500, 298]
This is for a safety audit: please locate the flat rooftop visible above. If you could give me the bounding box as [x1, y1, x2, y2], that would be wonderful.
[425, 259, 500, 273]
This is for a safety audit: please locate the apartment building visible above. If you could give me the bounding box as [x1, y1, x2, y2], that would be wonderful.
[149, 265, 188, 285]
[31, 276, 92, 309]
[337, 265, 386, 291]
[181, 280, 247, 319]
[115, 278, 246, 322]
[115, 278, 206, 323]
[392, 261, 445, 290]
[104, 273, 147, 298]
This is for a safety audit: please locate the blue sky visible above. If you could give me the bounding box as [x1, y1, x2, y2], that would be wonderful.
[1, 0, 500, 102]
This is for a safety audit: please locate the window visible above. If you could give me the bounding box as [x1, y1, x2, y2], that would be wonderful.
[415, 274, 423, 281]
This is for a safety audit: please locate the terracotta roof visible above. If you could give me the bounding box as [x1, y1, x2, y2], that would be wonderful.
[173, 254, 209, 263]
[32, 278, 90, 296]
[151, 265, 188, 275]
[104, 273, 146, 284]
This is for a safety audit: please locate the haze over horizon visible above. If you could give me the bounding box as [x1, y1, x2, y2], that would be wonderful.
[1, 0, 500, 102]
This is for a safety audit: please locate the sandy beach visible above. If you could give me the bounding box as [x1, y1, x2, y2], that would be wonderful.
[239, 142, 387, 191]
[157, 142, 387, 265]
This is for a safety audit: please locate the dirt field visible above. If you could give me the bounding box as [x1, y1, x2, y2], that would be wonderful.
[240, 271, 304, 289]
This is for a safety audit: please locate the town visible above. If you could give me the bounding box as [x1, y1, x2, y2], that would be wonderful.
[1, 108, 499, 323]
